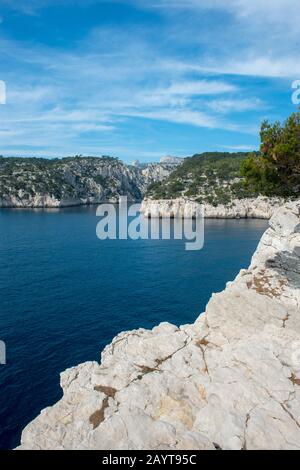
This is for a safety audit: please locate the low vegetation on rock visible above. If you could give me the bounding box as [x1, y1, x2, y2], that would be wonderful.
[146, 152, 258, 206]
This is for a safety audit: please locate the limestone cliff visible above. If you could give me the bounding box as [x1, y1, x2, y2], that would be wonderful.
[141, 197, 284, 219]
[0, 157, 176, 208]
[18, 202, 300, 450]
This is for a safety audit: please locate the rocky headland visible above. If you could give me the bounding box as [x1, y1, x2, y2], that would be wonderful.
[18, 201, 300, 450]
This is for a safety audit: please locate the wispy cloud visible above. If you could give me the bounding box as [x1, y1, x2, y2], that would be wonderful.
[207, 98, 265, 114]
[164, 80, 237, 96]
[137, 0, 300, 29]
[0, 26, 254, 156]
[0, 0, 296, 159]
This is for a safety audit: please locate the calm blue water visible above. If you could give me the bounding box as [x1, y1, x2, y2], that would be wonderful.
[0, 207, 268, 449]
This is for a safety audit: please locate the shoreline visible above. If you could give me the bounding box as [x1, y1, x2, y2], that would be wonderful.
[0, 199, 142, 210]
[141, 196, 285, 220]
[0, 196, 290, 219]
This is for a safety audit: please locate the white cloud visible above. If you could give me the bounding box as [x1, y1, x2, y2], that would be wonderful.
[120, 108, 256, 134]
[71, 123, 114, 132]
[0, 31, 247, 149]
[140, 0, 300, 28]
[132, 80, 237, 110]
[132, 0, 300, 78]
[202, 57, 300, 79]
[0, 1, 292, 158]
[8, 86, 57, 103]
[164, 80, 237, 96]
[207, 98, 265, 114]
[123, 108, 218, 129]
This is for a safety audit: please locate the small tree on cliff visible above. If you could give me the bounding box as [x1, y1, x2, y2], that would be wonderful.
[241, 111, 300, 198]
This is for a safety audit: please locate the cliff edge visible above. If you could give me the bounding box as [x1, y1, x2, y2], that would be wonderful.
[18, 202, 300, 450]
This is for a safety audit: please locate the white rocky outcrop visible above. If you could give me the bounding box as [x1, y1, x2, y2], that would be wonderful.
[18, 202, 300, 450]
[141, 197, 284, 219]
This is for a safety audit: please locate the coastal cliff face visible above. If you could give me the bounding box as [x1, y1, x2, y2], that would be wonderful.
[141, 163, 178, 188]
[18, 202, 300, 450]
[0, 157, 176, 208]
[141, 197, 284, 219]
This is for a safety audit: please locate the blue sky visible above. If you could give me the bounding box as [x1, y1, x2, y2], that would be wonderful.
[0, 0, 299, 162]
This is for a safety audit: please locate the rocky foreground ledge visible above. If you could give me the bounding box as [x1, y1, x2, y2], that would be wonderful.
[18, 202, 300, 450]
[141, 196, 284, 219]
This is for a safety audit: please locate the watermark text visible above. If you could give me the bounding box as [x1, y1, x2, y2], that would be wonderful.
[291, 80, 300, 105]
[0, 340, 6, 365]
[0, 80, 6, 104]
[96, 197, 204, 251]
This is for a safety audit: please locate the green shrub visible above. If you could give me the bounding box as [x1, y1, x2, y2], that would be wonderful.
[241, 111, 300, 198]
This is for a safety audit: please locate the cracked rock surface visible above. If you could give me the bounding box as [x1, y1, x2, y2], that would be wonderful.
[18, 202, 300, 450]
